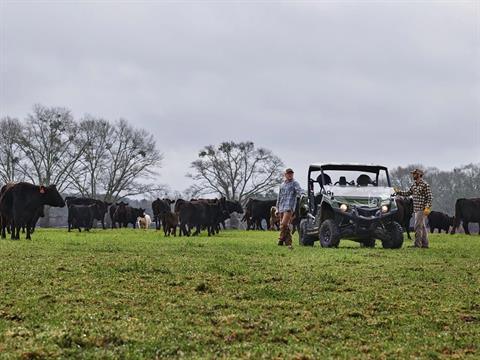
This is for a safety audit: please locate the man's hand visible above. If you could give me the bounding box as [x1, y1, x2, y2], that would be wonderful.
[393, 187, 401, 194]
[423, 207, 431, 216]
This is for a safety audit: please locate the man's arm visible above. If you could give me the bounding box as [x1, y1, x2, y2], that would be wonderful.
[276, 186, 280, 210]
[396, 185, 413, 197]
[294, 181, 305, 197]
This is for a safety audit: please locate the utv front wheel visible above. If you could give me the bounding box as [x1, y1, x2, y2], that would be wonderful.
[299, 219, 315, 246]
[319, 219, 340, 248]
[381, 221, 404, 249]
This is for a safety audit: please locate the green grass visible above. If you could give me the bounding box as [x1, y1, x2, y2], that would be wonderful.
[0, 229, 479, 359]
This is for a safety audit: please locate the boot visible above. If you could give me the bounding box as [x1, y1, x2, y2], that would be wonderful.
[278, 225, 287, 246]
[284, 227, 292, 249]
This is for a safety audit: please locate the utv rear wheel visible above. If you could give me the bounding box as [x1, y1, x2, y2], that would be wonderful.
[299, 219, 315, 246]
[319, 219, 340, 248]
[381, 221, 404, 249]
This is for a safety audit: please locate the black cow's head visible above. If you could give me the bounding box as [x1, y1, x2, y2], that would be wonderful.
[134, 207, 146, 218]
[41, 185, 65, 208]
[226, 200, 244, 214]
[153, 199, 172, 214]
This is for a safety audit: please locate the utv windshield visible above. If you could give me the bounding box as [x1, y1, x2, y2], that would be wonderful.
[308, 164, 391, 193]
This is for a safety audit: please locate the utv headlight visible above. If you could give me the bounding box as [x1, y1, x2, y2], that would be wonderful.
[340, 204, 348, 212]
[381, 205, 389, 213]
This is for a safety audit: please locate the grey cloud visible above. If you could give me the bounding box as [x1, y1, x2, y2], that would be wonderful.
[1, 1, 478, 192]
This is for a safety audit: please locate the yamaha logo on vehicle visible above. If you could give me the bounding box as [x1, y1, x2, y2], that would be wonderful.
[368, 197, 379, 207]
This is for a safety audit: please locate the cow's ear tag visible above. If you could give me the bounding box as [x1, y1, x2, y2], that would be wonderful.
[40, 186, 46, 194]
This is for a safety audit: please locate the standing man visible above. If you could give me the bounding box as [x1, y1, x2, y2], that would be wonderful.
[395, 169, 432, 248]
[276, 168, 304, 249]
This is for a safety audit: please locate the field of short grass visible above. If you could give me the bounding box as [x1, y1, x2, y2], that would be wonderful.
[0, 229, 479, 359]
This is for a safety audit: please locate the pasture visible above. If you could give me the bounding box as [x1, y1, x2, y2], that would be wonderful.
[0, 230, 479, 359]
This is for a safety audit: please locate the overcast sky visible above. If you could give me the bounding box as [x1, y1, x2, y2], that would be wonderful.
[1, 0, 479, 192]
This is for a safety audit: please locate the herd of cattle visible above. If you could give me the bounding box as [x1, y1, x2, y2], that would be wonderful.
[0, 181, 479, 241]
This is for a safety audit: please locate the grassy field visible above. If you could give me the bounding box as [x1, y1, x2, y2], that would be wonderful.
[0, 229, 479, 359]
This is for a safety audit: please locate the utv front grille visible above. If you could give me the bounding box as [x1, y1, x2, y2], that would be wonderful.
[356, 207, 380, 218]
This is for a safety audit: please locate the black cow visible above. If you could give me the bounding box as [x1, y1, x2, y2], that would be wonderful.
[65, 197, 111, 230]
[451, 198, 480, 235]
[20, 205, 44, 235]
[152, 198, 174, 230]
[244, 199, 277, 230]
[428, 211, 454, 234]
[109, 201, 128, 228]
[218, 200, 244, 230]
[68, 204, 98, 232]
[175, 198, 226, 236]
[395, 197, 414, 240]
[29, 206, 45, 234]
[0, 182, 65, 240]
[113, 203, 145, 228]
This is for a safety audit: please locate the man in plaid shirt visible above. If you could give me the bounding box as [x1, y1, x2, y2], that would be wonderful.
[395, 168, 432, 248]
[276, 168, 304, 249]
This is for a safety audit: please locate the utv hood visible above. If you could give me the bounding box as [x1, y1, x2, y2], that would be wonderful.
[324, 186, 395, 207]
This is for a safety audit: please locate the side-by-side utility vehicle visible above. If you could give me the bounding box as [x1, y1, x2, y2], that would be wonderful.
[298, 163, 403, 249]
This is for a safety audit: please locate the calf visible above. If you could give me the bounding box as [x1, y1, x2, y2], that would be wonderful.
[269, 206, 280, 231]
[428, 211, 454, 234]
[162, 211, 178, 236]
[137, 214, 152, 229]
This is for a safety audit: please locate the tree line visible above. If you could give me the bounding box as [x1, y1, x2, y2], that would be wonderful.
[0, 105, 284, 206]
[0, 105, 163, 203]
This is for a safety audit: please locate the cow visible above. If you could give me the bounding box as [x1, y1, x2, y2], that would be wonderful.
[175, 198, 226, 236]
[395, 197, 414, 239]
[113, 203, 145, 228]
[68, 204, 98, 232]
[218, 200, 244, 230]
[0, 182, 65, 240]
[269, 206, 280, 231]
[244, 199, 277, 230]
[428, 211, 454, 234]
[162, 211, 178, 236]
[65, 197, 111, 230]
[152, 198, 174, 230]
[109, 201, 128, 228]
[137, 214, 152, 229]
[451, 198, 480, 235]
[28, 205, 45, 234]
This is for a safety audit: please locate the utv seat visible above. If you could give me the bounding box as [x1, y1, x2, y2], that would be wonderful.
[316, 173, 332, 186]
[357, 174, 373, 186]
[338, 176, 347, 186]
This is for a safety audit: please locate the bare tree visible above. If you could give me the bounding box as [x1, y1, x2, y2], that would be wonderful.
[69, 115, 114, 198]
[0, 117, 25, 183]
[187, 141, 284, 202]
[101, 119, 163, 201]
[16, 104, 84, 192]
